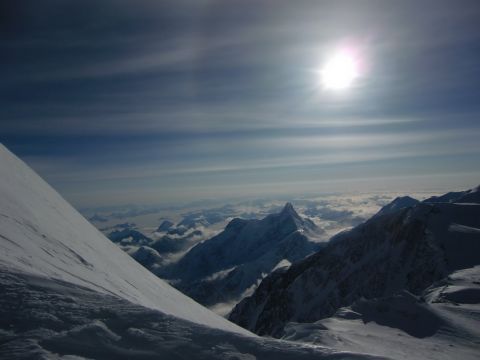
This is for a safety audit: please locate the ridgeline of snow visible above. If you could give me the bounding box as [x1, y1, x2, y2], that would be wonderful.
[374, 196, 419, 217]
[423, 186, 480, 204]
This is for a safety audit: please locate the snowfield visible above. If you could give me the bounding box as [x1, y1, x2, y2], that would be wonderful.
[283, 266, 480, 360]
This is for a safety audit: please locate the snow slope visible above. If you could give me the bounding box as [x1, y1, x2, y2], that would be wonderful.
[282, 266, 480, 360]
[0, 144, 249, 335]
[1, 270, 385, 360]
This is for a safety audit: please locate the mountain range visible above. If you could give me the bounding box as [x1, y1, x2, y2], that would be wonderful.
[160, 202, 324, 312]
[229, 186, 480, 359]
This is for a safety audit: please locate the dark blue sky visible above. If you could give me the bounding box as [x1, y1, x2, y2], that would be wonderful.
[1, 0, 480, 208]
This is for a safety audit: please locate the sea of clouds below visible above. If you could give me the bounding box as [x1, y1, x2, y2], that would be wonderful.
[84, 190, 437, 246]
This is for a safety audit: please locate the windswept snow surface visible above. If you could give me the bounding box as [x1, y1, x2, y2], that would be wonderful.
[283, 267, 480, 360]
[0, 144, 248, 335]
[0, 270, 382, 359]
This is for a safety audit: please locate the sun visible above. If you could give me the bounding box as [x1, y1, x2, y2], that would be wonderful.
[320, 50, 359, 90]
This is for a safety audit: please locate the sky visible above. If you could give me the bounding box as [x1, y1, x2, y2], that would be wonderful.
[1, 0, 480, 209]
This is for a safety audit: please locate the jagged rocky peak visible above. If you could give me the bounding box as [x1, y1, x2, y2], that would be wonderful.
[280, 202, 303, 220]
[391, 195, 418, 205]
[276, 202, 317, 232]
[281, 202, 297, 215]
[160, 200, 323, 309]
[226, 203, 305, 233]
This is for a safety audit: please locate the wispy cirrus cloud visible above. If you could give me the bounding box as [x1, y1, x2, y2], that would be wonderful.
[2, 0, 480, 208]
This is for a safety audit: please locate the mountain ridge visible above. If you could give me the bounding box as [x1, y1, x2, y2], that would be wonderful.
[229, 188, 480, 337]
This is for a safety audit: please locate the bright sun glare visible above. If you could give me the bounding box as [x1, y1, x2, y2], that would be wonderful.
[320, 51, 359, 90]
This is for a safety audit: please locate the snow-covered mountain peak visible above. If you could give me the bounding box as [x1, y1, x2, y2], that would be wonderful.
[157, 219, 174, 232]
[225, 217, 249, 231]
[375, 195, 419, 217]
[266, 202, 317, 234]
[278, 202, 308, 226]
[281, 202, 297, 216]
[161, 201, 323, 311]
